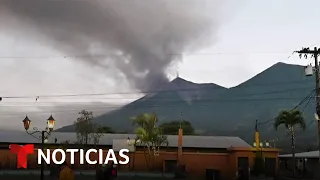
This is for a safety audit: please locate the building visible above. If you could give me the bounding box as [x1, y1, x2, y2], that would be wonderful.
[278, 151, 320, 178]
[0, 130, 279, 179]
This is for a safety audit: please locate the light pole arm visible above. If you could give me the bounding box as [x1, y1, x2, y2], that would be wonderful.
[26, 128, 51, 180]
[26, 127, 52, 141]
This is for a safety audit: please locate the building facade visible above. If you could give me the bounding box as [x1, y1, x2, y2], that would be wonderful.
[278, 151, 320, 179]
[0, 131, 279, 179]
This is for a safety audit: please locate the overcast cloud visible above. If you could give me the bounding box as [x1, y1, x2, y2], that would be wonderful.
[1, 0, 320, 130]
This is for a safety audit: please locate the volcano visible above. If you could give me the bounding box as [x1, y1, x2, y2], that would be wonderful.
[56, 62, 317, 152]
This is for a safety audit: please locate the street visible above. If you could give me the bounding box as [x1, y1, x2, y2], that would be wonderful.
[0, 175, 170, 180]
[0, 171, 175, 180]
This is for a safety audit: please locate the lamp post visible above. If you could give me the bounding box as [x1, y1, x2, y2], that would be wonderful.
[265, 141, 270, 148]
[253, 141, 270, 154]
[253, 141, 270, 175]
[22, 115, 56, 180]
[127, 137, 131, 170]
[268, 140, 276, 148]
[254, 142, 263, 156]
[127, 137, 140, 171]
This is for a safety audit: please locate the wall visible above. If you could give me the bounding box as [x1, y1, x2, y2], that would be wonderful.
[278, 157, 319, 179]
[0, 148, 232, 179]
[0, 147, 280, 180]
[228, 147, 279, 178]
[180, 152, 230, 179]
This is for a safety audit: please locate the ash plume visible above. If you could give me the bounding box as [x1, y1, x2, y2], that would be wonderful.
[0, 0, 222, 91]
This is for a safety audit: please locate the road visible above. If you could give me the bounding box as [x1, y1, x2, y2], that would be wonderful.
[0, 175, 168, 180]
[0, 170, 175, 180]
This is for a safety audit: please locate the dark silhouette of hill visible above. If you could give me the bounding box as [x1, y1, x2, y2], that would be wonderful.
[56, 62, 317, 152]
[57, 77, 228, 132]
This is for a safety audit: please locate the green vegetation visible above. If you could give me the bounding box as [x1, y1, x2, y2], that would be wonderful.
[274, 109, 306, 174]
[98, 126, 115, 133]
[159, 120, 195, 135]
[74, 110, 103, 145]
[131, 113, 168, 170]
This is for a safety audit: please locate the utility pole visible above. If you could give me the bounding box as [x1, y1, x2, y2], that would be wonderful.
[255, 119, 260, 149]
[180, 111, 182, 128]
[295, 47, 320, 164]
[178, 112, 183, 168]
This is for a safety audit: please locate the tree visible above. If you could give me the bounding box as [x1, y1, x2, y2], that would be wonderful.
[131, 113, 168, 170]
[98, 126, 115, 133]
[74, 110, 103, 145]
[75, 110, 104, 169]
[91, 123, 104, 145]
[159, 120, 195, 135]
[274, 109, 306, 174]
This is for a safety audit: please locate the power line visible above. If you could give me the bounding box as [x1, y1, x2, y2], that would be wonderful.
[0, 51, 292, 60]
[301, 92, 315, 114]
[0, 87, 314, 104]
[238, 90, 316, 144]
[220, 88, 317, 140]
[0, 96, 316, 116]
[0, 96, 316, 107]
[0, 86, 316, 107]
[0, 79, 316, 125]
[258, 89, 316, 126]
[295, 46, 320, 165]
[0, 79, 314, 100]
[0, 86, 316, 116]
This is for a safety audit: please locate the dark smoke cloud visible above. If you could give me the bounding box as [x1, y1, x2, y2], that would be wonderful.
[0, 0, 222, 91]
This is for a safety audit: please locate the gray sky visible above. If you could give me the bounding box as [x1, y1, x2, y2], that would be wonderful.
[0, 0, 319, 130]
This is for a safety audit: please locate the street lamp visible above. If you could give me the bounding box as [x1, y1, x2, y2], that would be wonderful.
[127, 137, 133, 170]
[253, 141, 270, 157]
[265, 141, 270, 147]
[253, 141, 268, 175]
[22, 115, 56, 180]
[268, 140, 277, 148]
[253, 142, 263, 148]
[47, 115, 55, 131]
[253, 141, 271, 148]
[126, 137, 140, 171]
[253, 142, 268, 148]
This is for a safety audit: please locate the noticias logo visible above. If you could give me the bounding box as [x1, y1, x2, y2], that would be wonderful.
[10, 144, 130, 169]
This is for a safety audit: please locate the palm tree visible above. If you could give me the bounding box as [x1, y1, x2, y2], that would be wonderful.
[131, 113, 168, 170]
[274, 109, 306, 175]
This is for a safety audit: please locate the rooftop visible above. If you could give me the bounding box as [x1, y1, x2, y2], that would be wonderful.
[0, 130, 251, 149]
[279, 151, 320, 158]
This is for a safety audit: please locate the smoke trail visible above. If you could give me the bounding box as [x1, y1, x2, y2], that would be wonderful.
[0, 0, 223, 91]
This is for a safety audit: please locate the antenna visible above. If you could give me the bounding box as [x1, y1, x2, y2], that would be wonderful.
[255, 119, 258, 131]
[176, 71, 179, 78]
[180, 112, 183, 128]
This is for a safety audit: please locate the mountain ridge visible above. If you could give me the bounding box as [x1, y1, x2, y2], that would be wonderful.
[56, 62, 317, 152]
